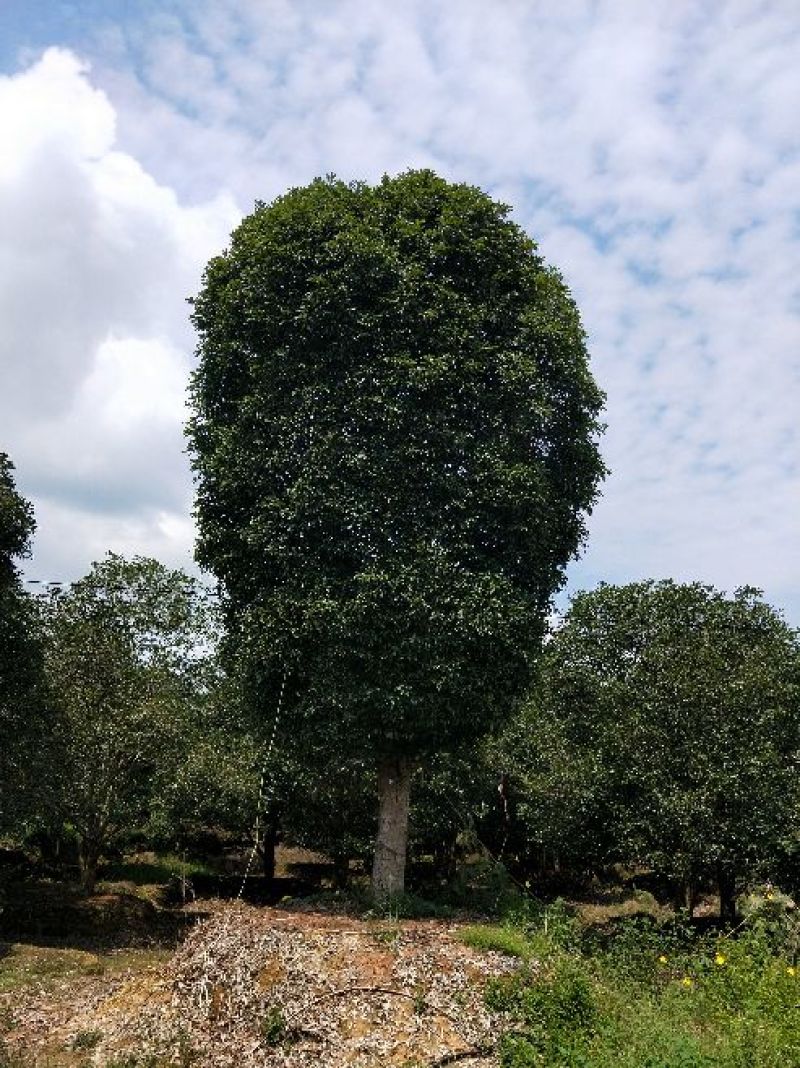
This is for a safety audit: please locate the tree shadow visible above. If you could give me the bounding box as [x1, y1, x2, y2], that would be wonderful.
[0, 880, 199, 952]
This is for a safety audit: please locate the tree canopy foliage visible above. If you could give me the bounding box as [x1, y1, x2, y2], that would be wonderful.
[43, 554, 214, 891]
[187, 170, 606, 894]
[504, 581, 800, 919]
[0, 452, 34, 579]
[0, 453, 47, 832]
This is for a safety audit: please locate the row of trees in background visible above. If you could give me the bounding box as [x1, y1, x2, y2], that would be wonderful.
[2, 452, 799, 915]
[497, 582, 800, 921]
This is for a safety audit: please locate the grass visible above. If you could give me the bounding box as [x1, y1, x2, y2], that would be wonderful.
[471, 896, 800, 1068]
[0, 945, 103, 993]
[572, 887, 671, 929]
[99, 852, 217, 887]
[0, 943, 170, 994]
[458, 924, 532, 959]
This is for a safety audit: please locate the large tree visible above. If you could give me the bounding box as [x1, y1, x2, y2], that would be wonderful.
[519, 581, 800, 920]
[187, 170, 606, 896]
[0, 453, 47, 834]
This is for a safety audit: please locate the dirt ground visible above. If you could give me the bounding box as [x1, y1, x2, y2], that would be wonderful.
[1, 900, 520, 1067]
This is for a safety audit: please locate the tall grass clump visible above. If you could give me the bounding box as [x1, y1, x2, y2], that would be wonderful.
[484, 893, 800, 1067]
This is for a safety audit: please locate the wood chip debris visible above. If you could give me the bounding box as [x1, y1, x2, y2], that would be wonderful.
[39, 903, 524, 1066]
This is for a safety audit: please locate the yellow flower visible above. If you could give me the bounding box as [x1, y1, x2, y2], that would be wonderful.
[715, 953, 726, 966]
[658, 955, 668, 965]
[787, 967, 796, 977]
[681, 977, 693, 987]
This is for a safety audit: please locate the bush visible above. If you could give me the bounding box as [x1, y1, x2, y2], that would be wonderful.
[441, 856, 524, 915]
[489, 958, 597, 1065]
[738, 886, 800, 957]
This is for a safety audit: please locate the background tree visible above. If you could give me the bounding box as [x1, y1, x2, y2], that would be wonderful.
[44, 554, 213, 893]
[409, 751, 497, 881]
[280, 754, 376, 889]
[521, 581, 800, 920]
[188, 170, 606, 897]
[491, 698, 613, 878]
[155, 665, 295, 883]
[0, 453, 48, 835]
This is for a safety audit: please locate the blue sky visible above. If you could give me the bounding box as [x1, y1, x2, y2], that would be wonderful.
[1, 1, 799, 622]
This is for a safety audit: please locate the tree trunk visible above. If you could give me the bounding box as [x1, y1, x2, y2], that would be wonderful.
[673, 874, 697, 918]
[717, 863, 737, 925]
[79, 837, 101, 896]
[332, 853, 350, 890]
[258, 822, 278, 885]
[372, 756, 413, 900]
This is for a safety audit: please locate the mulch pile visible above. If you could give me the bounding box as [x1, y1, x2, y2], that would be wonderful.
[6, 903, 524, 1066]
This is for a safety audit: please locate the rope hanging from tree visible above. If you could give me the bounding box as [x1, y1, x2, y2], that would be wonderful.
[237, 667, 287, 900]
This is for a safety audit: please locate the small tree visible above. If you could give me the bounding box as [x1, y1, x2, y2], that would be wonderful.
[44, 554, 212, 893]
[188, 171, 606, 896]
[526, 581, 800, 920]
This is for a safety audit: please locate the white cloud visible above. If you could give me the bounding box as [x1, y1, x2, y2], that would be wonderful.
[2, 2, 799, 621]
[0, 47, 240, 581]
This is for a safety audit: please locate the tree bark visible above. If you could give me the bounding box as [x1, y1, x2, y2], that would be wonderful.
[717, 863, 737, 925]
[372, 756, 413, 900]
[79, 837, 101, 896]
[257, 819, 279, 885]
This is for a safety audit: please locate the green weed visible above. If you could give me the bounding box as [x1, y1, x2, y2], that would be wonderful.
[459, 924, 532, 959]
[371, 921, 402, 947]
[259, 1006, 287, 1045]
[72, 1028, 102, 1050]
[487, 904, 800, 1067]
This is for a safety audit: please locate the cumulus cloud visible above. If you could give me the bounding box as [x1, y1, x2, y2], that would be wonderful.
[2, 3, 799, 620]
[0, 47, 239, 580]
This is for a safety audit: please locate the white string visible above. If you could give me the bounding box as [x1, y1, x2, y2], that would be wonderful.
[237, 668, 287, 899]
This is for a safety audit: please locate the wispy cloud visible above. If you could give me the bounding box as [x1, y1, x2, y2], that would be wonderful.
[1, 1, 799, 620]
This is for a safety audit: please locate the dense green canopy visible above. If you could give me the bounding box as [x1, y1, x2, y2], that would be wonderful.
[188, 170, 606, 763]
[509, 581, 800, 917]
[0, 453, 46, 832]
[43, 554, 213, 891]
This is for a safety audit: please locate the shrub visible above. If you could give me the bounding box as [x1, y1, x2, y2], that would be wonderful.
[487, 904, 800, 1066]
